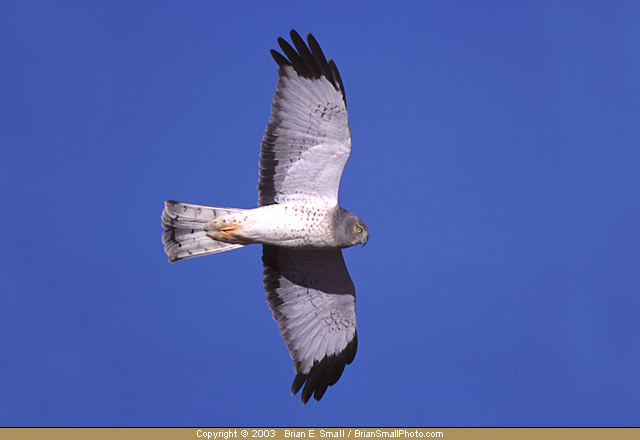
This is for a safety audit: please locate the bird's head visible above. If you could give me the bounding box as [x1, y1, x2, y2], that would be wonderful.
[333, 207, 369, 248]
[355, 219, 369, 247]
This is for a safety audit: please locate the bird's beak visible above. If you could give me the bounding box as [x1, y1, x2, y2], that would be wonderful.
[361, 231, 369, 247]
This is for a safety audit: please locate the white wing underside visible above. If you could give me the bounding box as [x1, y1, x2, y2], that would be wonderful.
[257, 31, 359, 403]
[263, 246, 357, 403]
[259, 65, 351, 206]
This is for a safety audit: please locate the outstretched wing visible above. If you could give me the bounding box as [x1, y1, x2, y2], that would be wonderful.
[262, 245, 358, 403]
[259, 30, 351, 207]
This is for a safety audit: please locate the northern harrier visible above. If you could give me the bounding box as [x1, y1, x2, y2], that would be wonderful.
[161, 30, 368, 403]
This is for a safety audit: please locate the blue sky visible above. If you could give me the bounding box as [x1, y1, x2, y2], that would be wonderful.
[2, 0, 639, 427]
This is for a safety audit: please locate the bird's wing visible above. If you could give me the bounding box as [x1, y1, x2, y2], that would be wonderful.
[259, 30, 351, 207]
[262, 245, 357, 403]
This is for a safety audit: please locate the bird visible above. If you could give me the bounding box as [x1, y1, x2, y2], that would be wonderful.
[161, 30, 368, 403]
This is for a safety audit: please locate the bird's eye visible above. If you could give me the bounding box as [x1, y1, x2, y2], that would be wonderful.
[356, 226, 363, 233]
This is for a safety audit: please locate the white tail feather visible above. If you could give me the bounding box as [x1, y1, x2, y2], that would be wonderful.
[161, 200, 245, 262]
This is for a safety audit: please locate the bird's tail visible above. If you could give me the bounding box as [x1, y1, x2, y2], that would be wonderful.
[161, 200, 246, 262]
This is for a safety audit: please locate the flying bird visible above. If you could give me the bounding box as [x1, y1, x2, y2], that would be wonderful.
[161, 30, 368, 403]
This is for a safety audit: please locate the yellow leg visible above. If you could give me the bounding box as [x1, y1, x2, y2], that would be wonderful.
[219, 225, 239, 234]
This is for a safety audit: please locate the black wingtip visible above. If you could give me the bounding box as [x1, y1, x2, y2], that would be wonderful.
[270, 49, 290, 67]
[289, 29, 302, 42]
[271, 30, 346, 102]
[290, 332, 358, 404]
[291, 373, 308, 403]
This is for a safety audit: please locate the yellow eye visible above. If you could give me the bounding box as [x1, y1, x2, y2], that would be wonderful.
[356, 226, 363, 233]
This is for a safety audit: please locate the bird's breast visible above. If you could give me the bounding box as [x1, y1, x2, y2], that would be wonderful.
[230, 203, 339, 247]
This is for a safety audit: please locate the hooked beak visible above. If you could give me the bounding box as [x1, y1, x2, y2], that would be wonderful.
[360, 231, 369, 247]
